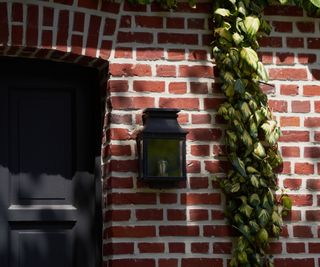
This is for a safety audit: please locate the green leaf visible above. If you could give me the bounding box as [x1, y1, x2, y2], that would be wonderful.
[215, 27, 233, 42]
[240, 47, 259, 70]
[249, 116, 258, 139]
[272, 211, 283, 226]
[249, 220, 260, 233]
[244, 16, 260, 37]
[257, 228, 268, 244]
[238, 251, 248, 264]
[240, 130, 253, 149]
[250, 175, 260, 188]
[282, 195, 292, 210]
[249, 193, 260, 207]
[257, 61, 269, 82]
[253, 142, 266, 159]
[258, 209, 269, 227]
[188, 0, 197, 8]
[310, 0, 320, 8]
[229, 153, 247, 178]
[231, 183, 241, 192]
[240, 102, 251, 122]
[215, 8, 231, 17]
[232, 32, 244, 46]
[238, 1, 247, 16]
[239, 203, 253, 217]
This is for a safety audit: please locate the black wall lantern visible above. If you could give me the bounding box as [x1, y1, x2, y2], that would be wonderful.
[137, 108, 188, 183]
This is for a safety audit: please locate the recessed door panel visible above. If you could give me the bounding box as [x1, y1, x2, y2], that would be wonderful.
[0, 56, 102, 267]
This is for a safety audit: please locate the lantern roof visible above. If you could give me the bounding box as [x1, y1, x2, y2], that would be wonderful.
[142, 108, 188, 135]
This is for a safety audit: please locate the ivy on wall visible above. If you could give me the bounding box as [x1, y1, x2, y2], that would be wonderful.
[131, 0, 320, 265]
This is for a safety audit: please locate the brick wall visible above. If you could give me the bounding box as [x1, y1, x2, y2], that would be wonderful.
[0, 1, 319, 266]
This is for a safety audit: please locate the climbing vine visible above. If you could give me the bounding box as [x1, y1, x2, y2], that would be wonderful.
[131, 0, 320, 265]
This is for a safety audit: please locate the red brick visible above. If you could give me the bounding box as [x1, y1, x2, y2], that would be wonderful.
[111, 114, 132, 125]
[281, 147, 300, 157]
[315, 101, 320, 113]
[179, 65, 214, 78]
[0, 3, 8, 43]
[181, 193, 221, 205]
[105, 210, 131, 222]
[268, 100, 287, 112]
[159, 193, 177, 204]
[159, 98, 199, 110]
[120, 15, 131, 28]
[204, 160, 228, 173]
[267, 242, 282, 254]
[158, 33, 198, 45]
[287, 37, 304, 48]
[159, 259, 178, 267]
[136, 48, 163, 60]
[101, 1, 120, 13]
[258, 52, 273, 64]
[308, 38, 320, 49]
[156, 65, 176, 77]
[308, 243, 320, 253]
[109, 193, 156, 205]
[166, 17, 184, 29]
[110, 159, 138, 172]
[189, 209, 208, 221]
[280, 84, 299, 96]
[290, 194, 313, 206]
[135, 16, 163, 28]
[138, 243, 164, 253]
[169, 243, 185, 253]
[56, 10, 69, 50]
[167, 209, 186, 220]
[298, 53, 317, 64]
[272, 21, 292, 32]
[12, 25, 23, 45]
[107, 177, 133, 189]
[304, 147, 320, 158]
[276, 52, 294, 65]
[303, 85, 320, 96]
[26, 5, 38, 46]
[260, 37, 282, 48]
[133, 80, 165, 92]
[203, 225, 233, 237]
[189, 50, 208, 61]
[109, 259, 155, 267]
[283, 178, 302, 190]
[286, 242, 305, 253]
[115, 47, 132, 59]
[111, 96, 155, 110]
[191, 114, 211, 124]
[269, 68, 307, 80]
[213, 242, 232, 254]
[110, 144, 131, 156]
[293, 225, 314, 238]
[191, 243, 209, 253]
[187, 18, 205, 29]
[311, 69, 320, 80]
[292, 101, 310, 113]
[280, 117, 300, 127]
[211, 210, 225, 220]
[307, 179, 320, 190]
[167, 49, 185, 60]
[296, 21, 315, 32]
[294, 162, 314, 174]
[12, 3, 23, 22]
[110, 63, 151, 77]
[190, 82, 208, 94]
[279, 131, 309, 142]
[191, 145, 210, 156]
[264, 5, 303, 16]
[204, 98, 225, 110]
[305, 117, 320, 127]
[306, 210, 320, 221]
[110, 128, 130, 140]
[117, 31, 153, 44]
[182, 258, 223, 267]
[190, 177, 209, 189]
[107, 226, 156, 238]
[100, 40, 112, 59]
[169, 82, 187, 94]
[283, 210, 301, 222]
[78, 0, 98, 9]
[71, 35, 82, 54]
[187, 160, 201, 173]
[108, 80, 128, 92]
[159, 226, 199, 236]
[274, 258, 314, 267]
[187, 128, 222, 141]
[104, 242, 134, 255]
[136, 209, 163, 220]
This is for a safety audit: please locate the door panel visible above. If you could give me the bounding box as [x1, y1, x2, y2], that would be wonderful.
[0, 57, 102, 267]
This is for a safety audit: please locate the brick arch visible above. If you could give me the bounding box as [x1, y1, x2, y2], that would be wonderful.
[0, 0, 119, 60]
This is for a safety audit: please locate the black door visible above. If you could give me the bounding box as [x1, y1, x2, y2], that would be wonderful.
[0, 57, 102, 267]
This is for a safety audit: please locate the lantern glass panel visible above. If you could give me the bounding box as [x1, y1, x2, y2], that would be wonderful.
[146, 138, 183, 177]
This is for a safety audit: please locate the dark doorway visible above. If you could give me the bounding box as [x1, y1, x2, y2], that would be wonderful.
[0, 57, 102, 267]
